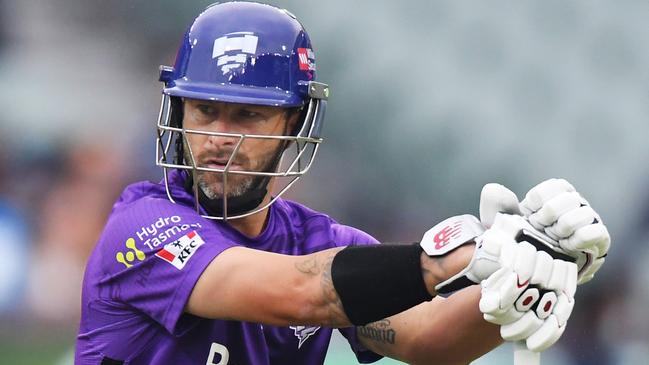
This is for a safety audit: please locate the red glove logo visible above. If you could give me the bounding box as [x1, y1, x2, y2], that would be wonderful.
[434, 221, 463, 249]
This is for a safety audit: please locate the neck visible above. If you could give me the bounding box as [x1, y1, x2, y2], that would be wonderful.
[225, 182, 275, 237]
[226, 199, 270, 237]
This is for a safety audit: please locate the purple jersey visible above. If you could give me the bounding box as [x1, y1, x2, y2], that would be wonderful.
[76, 170, 382, 365]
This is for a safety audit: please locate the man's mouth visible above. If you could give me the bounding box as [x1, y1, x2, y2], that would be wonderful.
[202, 159, 242, 170]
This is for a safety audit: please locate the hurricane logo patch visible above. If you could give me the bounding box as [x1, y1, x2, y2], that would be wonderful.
[289, 325, 321, 349]
[212, 32, 258, 76]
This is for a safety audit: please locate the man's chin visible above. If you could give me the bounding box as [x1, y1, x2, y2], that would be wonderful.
[198, 180, 254, 200]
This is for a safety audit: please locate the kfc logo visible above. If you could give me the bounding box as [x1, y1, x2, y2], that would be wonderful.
[155, 230, 205, 270]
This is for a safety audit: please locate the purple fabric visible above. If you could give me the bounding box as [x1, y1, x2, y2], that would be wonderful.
[75, 170, 382, 364]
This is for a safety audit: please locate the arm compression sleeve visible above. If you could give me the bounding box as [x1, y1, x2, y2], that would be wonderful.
[331, 243, 433, 326]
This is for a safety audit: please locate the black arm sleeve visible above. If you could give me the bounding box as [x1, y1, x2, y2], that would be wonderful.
[331, 243, 433, 326]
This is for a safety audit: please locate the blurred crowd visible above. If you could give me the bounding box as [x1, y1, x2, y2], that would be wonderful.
[1, 1, 648, 364]
[0, 142, 126, 319]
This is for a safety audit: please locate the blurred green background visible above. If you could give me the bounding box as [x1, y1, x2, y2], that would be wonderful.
[1, 0, 648, 364]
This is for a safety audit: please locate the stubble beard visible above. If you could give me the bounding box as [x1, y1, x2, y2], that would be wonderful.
[197, 173, 257, 199]
[186, 147, 281, 200]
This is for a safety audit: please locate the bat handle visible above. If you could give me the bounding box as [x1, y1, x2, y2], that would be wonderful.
[514, 341, 540, 365]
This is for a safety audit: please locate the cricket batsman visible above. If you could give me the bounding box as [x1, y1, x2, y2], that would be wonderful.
[75, 2, 610, 364]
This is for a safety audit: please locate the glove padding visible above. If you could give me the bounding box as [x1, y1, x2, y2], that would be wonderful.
[482, 180, 610, 284]
[425, 213, 567, 295]
[479, 249, 577, 352]
[519, 179, 610, 284]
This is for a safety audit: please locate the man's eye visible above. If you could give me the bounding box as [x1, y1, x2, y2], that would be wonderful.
[237, 110, 259, 119]
[197, 105, 216, 115]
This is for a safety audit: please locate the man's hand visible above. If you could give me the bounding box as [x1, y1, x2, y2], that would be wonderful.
[420, 213, 555, 295]
[519, 179, 610, 284]
[478, 249, 577, 352]
[419, 214, 503, 295]
[482, 180, 610, 284]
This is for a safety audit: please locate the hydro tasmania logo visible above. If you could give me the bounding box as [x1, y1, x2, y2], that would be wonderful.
[115, 238, 146, 268]
[212, 32, 258, 76]
[137, 215, 202, 250]
[289, 326, 320, 349]
[155, 230, 205, 270]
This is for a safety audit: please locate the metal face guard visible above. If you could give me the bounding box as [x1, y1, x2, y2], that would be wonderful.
[155, 92, 326, 220]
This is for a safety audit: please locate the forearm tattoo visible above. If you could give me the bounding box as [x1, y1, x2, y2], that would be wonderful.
[294, 256, 319, 275]
[295, 248, 348, 327]
[358, 319, 396, 345]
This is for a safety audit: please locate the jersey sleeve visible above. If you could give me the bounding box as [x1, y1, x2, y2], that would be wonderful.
[331, 223, 384, 363]
[95, 197, 237, 335]
[330, 223, 380, 247]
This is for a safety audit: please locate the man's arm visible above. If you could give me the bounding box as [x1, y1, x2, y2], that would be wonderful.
[358, 286, 502, 365]
[186, 244, 473, 328]
[355, 207, 585, 364]
[186, 246, 347, 327]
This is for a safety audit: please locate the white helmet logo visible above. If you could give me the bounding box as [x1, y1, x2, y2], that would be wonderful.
[212, 32, 259, 75]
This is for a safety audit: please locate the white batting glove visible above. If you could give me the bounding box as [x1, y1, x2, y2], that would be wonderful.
[520, 179, 610, 284]
[421, 213, 562, 296]
[420, 186, 542, 295]
[481, 180, 610, 284]
[419, 214, 492, 295]
[479, 182, 522, 229]
[479, 252, 577, 352]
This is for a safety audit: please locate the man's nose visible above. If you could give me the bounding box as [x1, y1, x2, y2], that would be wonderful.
[205, 118, 241, 148]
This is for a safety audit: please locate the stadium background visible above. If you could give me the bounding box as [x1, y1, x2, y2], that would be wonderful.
[0, 0, 648, 364]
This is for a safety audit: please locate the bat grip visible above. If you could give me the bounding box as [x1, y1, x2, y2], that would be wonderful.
[514, 341, 540, 365]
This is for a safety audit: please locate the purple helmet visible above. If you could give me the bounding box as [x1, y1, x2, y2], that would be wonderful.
[156, 2, 329, 220]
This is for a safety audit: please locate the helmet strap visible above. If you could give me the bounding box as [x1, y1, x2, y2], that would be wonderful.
[170, 97, 185, 165]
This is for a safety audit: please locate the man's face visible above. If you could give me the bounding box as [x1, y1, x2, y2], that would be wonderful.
[182, 98, 298, 199]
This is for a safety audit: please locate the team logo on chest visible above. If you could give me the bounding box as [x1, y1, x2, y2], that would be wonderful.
[289, 325, 321, 349]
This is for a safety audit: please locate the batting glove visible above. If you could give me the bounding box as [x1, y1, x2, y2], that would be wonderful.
[520, 179, 610, 284]
[421, 213, 566, 296]
[419, 183, 539, 294]
[481, 180, 610, 284]
[479, 251, 577, 352]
